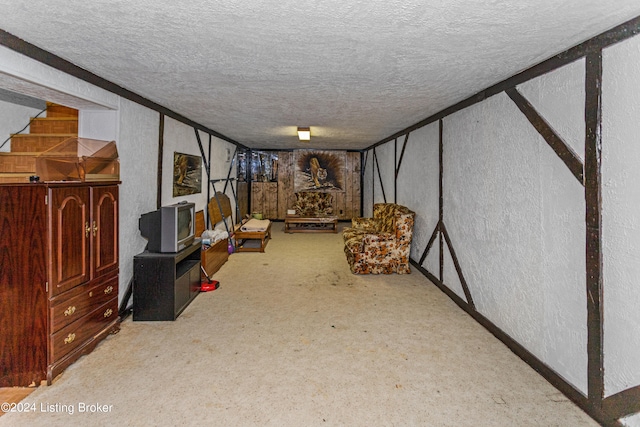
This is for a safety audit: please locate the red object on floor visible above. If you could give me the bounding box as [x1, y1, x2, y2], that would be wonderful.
[200, 280, 219, 292]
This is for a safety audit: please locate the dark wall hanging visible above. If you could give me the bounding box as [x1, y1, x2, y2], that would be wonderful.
[294, 150, 345, 192]
[173, 152, 202, 196]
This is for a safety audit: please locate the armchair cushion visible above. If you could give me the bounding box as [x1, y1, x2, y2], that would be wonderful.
[293, 191, 334, 217]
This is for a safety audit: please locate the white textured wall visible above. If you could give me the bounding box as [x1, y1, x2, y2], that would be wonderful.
[517, 61, 589, 393]
[517, 58, 585, 162]
[602, 32, 640, 410]
[206, 131, 238, 228]
[162, 117, 209, 212]
[78, 109, 119, 141]
[116, 98, 159, 302]
[444, 89, 587, 392]
[162, 119, 238, 229]
[396, 123, 439, 272]
[372, 34, 640, 422]
[0, 99, 40, 152]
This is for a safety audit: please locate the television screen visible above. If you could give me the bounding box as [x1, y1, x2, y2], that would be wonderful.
[177, 207, 193, 241]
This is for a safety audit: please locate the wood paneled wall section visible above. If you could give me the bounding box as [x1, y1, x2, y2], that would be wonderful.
[251, 182, 278, 219]
[277, 152, 296, 219]
[276, 151, 361, 220]
[237, 181, 249, 220]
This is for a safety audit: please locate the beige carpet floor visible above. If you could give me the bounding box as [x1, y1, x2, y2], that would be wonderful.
[0, 223, 597, 426]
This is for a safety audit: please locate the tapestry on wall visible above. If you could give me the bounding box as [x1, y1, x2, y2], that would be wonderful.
[173, 152, 202, 197]
[294, 150, 345, 192]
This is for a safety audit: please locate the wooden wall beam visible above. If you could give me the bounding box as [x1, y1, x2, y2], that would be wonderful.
[194, 128, 210, 183]
[157, 113, 164, 209]
[603, 385, 640, 420]
[373, 148, 387, 203]
[440, 223, 475, 309]
[439, 119, 444, 282]
[506, 88, 584, 184]
[419, 221, 440, 265]
[395, 133, 410, 179]
[585, 49, 605, 405]
[394, 138, 397, 203]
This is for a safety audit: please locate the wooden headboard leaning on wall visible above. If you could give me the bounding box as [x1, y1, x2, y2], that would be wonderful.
[195, 210, 206, 237]
[208, 192, 233, 228]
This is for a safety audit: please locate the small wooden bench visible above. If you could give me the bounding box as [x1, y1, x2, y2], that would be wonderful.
[234, 221, 272, 252]
[284, 215, 338, 233]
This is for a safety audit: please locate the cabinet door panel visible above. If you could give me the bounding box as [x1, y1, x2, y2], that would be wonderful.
[251, 183, 264, 215]
[49, 187, 90, 296]
[0, 186, 48, 386]
[91, 186, 119, 279]
[265, 183, 278, 219]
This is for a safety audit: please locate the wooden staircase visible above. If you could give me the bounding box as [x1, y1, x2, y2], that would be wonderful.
[0, 103, 78, 183]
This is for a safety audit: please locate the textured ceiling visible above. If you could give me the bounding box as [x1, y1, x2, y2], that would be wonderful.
[0, 0, 639, 150]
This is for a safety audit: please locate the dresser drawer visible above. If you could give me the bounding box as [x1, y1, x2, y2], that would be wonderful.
[50, 276, 118, 333]
[50, 298, 118, 363]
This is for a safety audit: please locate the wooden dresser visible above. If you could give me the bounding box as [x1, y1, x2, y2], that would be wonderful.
[0, 182, 120, 386]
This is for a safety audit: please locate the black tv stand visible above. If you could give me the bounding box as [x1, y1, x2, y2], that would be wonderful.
[133, 240, 202, 321]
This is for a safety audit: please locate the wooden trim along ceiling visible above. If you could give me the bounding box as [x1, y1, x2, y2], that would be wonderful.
[367, 15, 640, 151]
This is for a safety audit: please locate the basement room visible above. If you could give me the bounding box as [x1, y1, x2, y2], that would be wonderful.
[1, 1, 640, 426]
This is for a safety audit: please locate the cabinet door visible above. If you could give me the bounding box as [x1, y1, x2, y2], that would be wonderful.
[265, 182, 278, 219]
[251, 183, 264, 215]
[91, 185, 119, 279]
[0, 186, 48, 386]
[49, 187, 90, 296]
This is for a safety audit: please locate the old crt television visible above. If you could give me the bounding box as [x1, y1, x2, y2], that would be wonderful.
[139, 202, 196, 253]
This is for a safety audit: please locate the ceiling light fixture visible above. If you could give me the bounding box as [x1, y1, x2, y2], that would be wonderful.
[297, 127, 311, 141]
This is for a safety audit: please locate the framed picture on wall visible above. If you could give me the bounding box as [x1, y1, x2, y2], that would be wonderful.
[294, 150, 346, 192]
[173, 152, 202, 196]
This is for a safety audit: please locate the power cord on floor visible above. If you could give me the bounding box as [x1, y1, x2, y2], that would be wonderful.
[118, 276, 133, 320]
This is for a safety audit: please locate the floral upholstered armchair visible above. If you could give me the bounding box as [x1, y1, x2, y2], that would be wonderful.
[342, 203, 415, 274]
[292, 191, 334, 217]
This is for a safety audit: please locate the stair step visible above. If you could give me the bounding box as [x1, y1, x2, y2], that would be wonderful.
[0, 152, 37, 173]
[10, 134, 76, 152]
[45, 103, 78, 118]
[0, 173, 33, 184]
[29, 117, 78, 134]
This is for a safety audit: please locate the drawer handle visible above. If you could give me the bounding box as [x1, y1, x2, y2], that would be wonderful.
[104, 308, 113, 318]
[92, 220, 98, 237]
[104, 286, 113, 295]
[64, 333, 76, 345]
[64, 306, 76, 316]
[85, 222, 91, 238]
